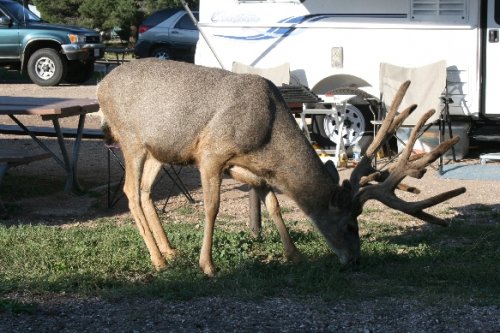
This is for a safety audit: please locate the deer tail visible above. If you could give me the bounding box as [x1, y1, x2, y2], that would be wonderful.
[100, 114, 117, 146]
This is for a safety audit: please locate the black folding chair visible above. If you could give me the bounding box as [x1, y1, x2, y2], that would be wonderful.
[106, 144, 194, 209]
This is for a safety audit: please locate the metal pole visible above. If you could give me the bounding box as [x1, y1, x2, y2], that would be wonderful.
[180, 0, 226, 69]
[249, 187, 262, 237]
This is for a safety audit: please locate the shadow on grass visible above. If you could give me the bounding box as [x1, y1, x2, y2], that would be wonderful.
[1, 220, 499, 305]
[0, 136, 202, 224]
[359, 203, 500, 302]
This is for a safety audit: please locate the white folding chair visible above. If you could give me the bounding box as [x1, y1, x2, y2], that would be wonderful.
[231, 62, 291, 86]
[375, 60, 455, 172]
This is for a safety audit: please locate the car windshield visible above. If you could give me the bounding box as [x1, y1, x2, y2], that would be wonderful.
[4, 2, 42, 23]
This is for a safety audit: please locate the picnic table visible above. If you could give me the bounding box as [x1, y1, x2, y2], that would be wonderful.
[96, 47, 134, 74]
[105, 47, 135, 64]
[0, 96, 100, 192]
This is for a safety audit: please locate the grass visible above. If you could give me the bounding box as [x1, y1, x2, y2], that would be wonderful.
[1, 211, 499, 311]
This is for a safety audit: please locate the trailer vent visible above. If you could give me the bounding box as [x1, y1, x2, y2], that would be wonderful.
[411, 0, 468, 21]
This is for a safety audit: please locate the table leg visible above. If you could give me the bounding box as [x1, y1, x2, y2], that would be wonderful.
[0, 163, 7, 217]
[52, 114, 86, 193]
[8, 115, 65, 169]
[70, 114, 86, 192]
[9, 114, 87, 192]
[52, 119, 73, 192]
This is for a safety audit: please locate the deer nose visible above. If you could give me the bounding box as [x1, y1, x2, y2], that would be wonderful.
[350, 257, 360, 266]
[337, 250, 360, 266]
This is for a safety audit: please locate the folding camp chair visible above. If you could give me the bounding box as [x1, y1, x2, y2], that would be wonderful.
[231, 62, 291, 86]
[106, 144, 194, 209]
[373, 60, 455, 173]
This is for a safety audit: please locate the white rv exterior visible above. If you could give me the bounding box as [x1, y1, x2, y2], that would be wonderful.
[195, 0, 500, 127]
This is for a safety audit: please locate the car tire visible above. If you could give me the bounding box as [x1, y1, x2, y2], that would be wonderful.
[27, 48, 67, 86]
[151, 46, 171, 60]
[65, 61, 95, 84]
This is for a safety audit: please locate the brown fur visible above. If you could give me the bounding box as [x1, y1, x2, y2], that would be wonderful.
[98, 59, 359, 275]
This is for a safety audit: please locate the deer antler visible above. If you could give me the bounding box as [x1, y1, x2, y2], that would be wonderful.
[350, 80, 466, 226]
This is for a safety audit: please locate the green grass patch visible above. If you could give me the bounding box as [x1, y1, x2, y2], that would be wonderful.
[0, 216, 499, 306]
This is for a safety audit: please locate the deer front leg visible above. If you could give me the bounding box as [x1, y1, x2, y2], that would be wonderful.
[198, 163, 223, 277]
[141, 156, 177, 259]
[122, 151, 166, 270]
[227, 166, 301, 263]
[254, 186, 302, 263]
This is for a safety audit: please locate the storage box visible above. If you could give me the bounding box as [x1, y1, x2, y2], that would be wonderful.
[396, 123, 470, 160]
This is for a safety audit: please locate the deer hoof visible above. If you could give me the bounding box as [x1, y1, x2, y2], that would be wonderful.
[200, 261, 216, 277]
[286, 251, 302, 264]
[162, 249, 178, 260]
[152, 258, 167, 271]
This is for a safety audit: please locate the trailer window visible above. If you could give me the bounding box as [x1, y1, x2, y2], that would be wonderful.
[411, 0, 468, 22]
[496, 0, 500, 25]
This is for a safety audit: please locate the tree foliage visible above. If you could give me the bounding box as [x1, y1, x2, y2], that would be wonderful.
[144, 0, 198, 12]
[78, 0, 139, 30]
[32, 0, 82, 26]
[31, 0, 198, 35]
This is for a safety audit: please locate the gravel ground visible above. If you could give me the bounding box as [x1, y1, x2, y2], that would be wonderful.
[2, 293, 499, 333]
[1, 81, 499, 332]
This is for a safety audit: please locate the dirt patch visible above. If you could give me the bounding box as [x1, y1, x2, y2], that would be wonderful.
[1, 82, 500, 332]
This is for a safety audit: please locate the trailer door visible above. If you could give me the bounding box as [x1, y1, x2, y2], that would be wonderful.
[485, 0, 500, 115]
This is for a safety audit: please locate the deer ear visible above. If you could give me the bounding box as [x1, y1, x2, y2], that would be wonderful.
[324, 160, 340, 184]
[330, 180, 352, 209]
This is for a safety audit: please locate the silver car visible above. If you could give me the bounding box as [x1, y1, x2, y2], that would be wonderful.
[134, 9, 199, 62]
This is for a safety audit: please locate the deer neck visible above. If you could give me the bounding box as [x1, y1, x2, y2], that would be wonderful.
[276, 153, 337, 217]
[264, 108, 339, 218]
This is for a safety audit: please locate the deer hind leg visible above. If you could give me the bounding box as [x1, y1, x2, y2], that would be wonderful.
[141, 156, 177, 259]
[122, 150, 166, 270]
[198, 160, 224, 277]
[227, 166, 301, 263]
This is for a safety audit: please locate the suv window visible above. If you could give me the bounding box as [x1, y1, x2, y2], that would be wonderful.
[143, 8, 179, 27]
[3, 1, 41, 22]
[174, 12, 198, 30]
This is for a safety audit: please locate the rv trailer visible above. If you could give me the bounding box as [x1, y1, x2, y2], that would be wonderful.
[195, 0, 500, 153]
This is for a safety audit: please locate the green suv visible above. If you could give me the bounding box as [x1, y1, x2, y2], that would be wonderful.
[0, 0, 105, 86]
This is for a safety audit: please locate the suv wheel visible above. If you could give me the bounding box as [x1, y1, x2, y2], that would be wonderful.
[151, 46, 171, 60]
[27, 48, 67, 86]
[65, 61, 95, 84]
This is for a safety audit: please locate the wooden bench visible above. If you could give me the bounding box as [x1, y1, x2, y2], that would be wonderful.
[0, 124, 104, 139]
[0, 150, 51, 165]
[0, 149, 52, 217]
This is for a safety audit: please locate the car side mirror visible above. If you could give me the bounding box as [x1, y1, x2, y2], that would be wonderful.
[0, 16, 12, 26]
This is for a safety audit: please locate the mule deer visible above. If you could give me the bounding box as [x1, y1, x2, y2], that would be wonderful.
[97, 59, 465, 276]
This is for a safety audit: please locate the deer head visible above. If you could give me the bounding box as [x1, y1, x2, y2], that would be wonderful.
[323, 80, 466, 264]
